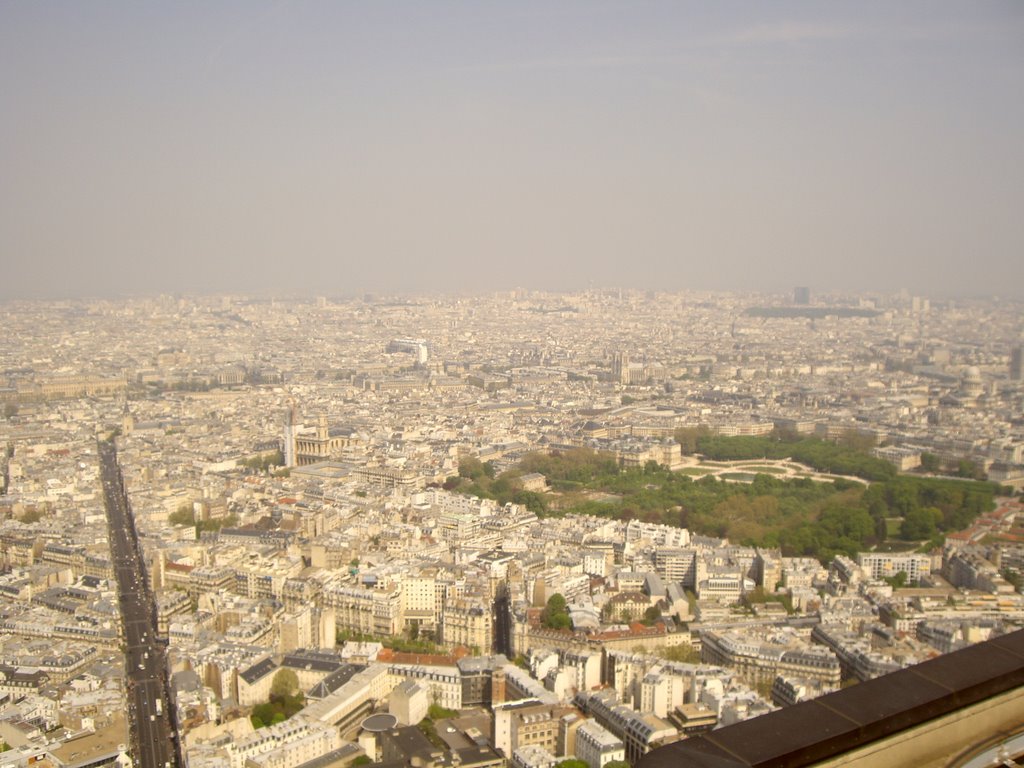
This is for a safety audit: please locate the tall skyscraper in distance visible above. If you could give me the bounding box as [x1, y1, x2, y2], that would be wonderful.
[1011, 344, 1023, 381]
[794, 286, 811, 305]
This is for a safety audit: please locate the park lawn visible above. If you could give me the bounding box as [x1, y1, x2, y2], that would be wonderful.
[735, 464, 788, 474]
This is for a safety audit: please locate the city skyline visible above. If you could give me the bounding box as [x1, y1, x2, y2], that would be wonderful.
[2, 1, 1023, 300]
[1, 289, 1023, 765]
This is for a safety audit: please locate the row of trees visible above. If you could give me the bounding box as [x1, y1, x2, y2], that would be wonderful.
[680, 428, 990, 484]
[238, 449, 285, 473]
[687, 431, 897, 482]
[920, 452, 985, 479]
[335, 628, 443, 655]
[167, 504, 239, 538]
[442, 457, 551, 514]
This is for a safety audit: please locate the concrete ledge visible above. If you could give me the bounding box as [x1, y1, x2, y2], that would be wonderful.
[636, 628, 1024, 768]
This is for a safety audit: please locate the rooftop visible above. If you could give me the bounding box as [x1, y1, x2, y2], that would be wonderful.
[638, 628, 1024, 768]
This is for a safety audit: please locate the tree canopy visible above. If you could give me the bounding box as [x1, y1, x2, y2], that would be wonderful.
[541, 593, 571, 630]
[271, 668, 299, 698]
[449, 436, 1005, 565]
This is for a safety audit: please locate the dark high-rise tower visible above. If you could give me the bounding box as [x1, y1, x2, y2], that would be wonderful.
[794, 286, 811, 305]
[1011, 345, 1023, 381]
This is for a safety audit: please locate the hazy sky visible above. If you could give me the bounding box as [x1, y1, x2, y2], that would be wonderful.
[2, 1, 1022, 299]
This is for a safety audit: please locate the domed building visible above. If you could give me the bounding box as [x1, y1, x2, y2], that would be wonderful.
[940, 366, 985, 408]
[961, 366, 984, 399]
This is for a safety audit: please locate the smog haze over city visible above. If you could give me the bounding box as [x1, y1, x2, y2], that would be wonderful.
[2, 1, 1023, 299]
[4, 5, 1024, 768]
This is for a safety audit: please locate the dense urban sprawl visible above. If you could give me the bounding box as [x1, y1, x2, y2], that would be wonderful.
[0, 289, 1021, 768]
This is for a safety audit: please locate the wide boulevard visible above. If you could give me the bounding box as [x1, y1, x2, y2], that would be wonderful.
[99, 437, 179, 768]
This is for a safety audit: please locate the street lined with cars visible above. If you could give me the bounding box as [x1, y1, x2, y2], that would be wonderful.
[99, 437, 180, 768]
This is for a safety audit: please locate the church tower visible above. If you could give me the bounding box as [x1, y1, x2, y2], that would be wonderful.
[283, 402, 299, 468]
